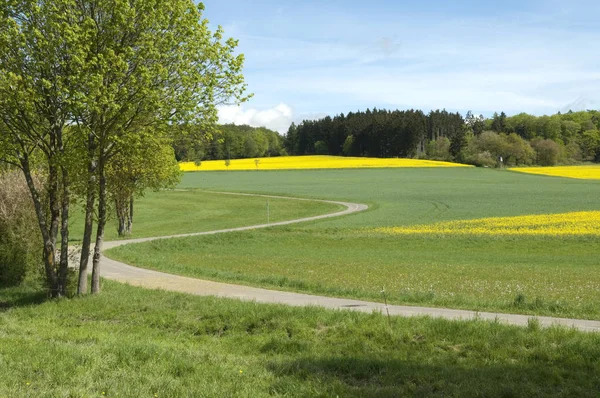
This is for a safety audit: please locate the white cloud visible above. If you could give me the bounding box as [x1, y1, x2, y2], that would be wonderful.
[216, 2, 600, 123]
[218, 103, 293, 134]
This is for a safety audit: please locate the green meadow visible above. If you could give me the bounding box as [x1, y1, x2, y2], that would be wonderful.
[69, 189, 340, 242]
[4, 167, 600, 396]
[107, 168, 600, 319]
[1, 282, 600, 397]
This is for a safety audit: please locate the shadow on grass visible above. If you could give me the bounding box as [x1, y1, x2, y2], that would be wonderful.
[269, 356, 600, 397]
[0, 285, 47, 311]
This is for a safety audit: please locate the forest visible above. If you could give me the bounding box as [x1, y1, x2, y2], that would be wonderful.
[173, 124, 285, 162]
[283, 109, 600, 167]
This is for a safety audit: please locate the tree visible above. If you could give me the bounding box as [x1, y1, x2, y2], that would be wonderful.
[425, 137, 452, 161]
[342, 135, 355, 156]
[578, 130, 600, 160]
[73, 0, 249, 294]
[561, 120, 581, 143]
[491, 112, 507, 132]
[244, 135, 259, 158]
[0, 0, 91, 297]
[314, 140, 328, 155]
[108, 139, 181, 237]
[531, 138, 561, 166]
[504, 133, 535, 166]
[0, 0, 249, 296]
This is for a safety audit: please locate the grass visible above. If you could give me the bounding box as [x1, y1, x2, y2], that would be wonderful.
[108, 230, 600, 320]
[179, 168, 600, 228]
[1, 281, 600, 397]
[106, 168, 600, 319]
[69, 189, 340, 242]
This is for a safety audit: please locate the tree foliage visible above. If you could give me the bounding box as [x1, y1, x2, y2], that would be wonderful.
[283, 107, 600, 167]
[107, 137, 181, 237]
[284, 108, 463, 159]
[0, 0, 248, 295]
[173, 124, 283, 161]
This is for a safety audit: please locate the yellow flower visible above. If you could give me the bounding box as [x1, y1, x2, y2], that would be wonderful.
[511, 165, 600, 180]
[372, 211, 600, 237]
[239, 370, 243, 374]
[179, 155, 471, 172]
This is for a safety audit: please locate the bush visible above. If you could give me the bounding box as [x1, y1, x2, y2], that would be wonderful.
[531, 138, 562, 166]
[469, 151, 497, 168]
[564, 142, 583, 163]
[466, 131, 535, 167]
[504, 133, 535, 166]
[0, 171, 42, 287]
[425, 137, 452, 161]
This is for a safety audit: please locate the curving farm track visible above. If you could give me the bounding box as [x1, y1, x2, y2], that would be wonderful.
[99, 191, 600, 333]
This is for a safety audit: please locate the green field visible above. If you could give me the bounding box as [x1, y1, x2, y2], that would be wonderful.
[69, 189, 341, 242]
[107, 168, 600, 319]
[1, 282, 599, 397]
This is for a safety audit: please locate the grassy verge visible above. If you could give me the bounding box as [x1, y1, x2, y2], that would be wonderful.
[1, 281, 599, 397]
[107, 229, 600, 320]
[69, 189, 341, 242]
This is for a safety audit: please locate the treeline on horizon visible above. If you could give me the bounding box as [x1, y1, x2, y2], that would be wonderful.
[283, 109, 600, 167]
[174, 108, 600, 167]
[173, 124, 286, 163]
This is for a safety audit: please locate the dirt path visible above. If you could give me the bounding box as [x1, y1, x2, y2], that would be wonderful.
[100, 192, 600, 333]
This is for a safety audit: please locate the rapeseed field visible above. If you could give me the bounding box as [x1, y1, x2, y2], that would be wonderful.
[374, 211, 600, 237]
[180, 155, 471, 171]
[511, 165, 600, 179]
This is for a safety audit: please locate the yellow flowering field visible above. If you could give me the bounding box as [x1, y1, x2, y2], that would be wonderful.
[510, 165, 600, 180]
[373, 211, 600, 237]
[180, 155, 471, 171]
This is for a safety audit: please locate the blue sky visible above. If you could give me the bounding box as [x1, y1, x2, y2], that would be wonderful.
[203, 0, 600, 133]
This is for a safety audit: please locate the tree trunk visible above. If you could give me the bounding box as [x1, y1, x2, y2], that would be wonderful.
[117, 204, 126, 237]
[58, 166, 70, 296]
[20, 155, 60, 297]
[128, 196, 134, 234]
[91, 156, 106, 294]
[78, 132, 98, 295]
[116, 194, 133, 237]
[77, 165, 97, 294]
[46, 130, 63, 297]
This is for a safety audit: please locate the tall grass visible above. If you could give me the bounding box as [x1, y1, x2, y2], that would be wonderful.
[1, 281, 599, 397]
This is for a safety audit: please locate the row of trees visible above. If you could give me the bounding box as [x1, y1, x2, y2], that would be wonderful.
[0, 0, 247, 296]
[173, 124, 285, 162]
[284, 108, 600, 166]
[284, 109, 465, 159]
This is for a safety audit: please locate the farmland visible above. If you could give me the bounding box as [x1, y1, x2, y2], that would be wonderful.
[107, 166, 600, 319]
[179, 155, 471, 171]
[511, 165, 600, 180]
[4, 163, 600, 396]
